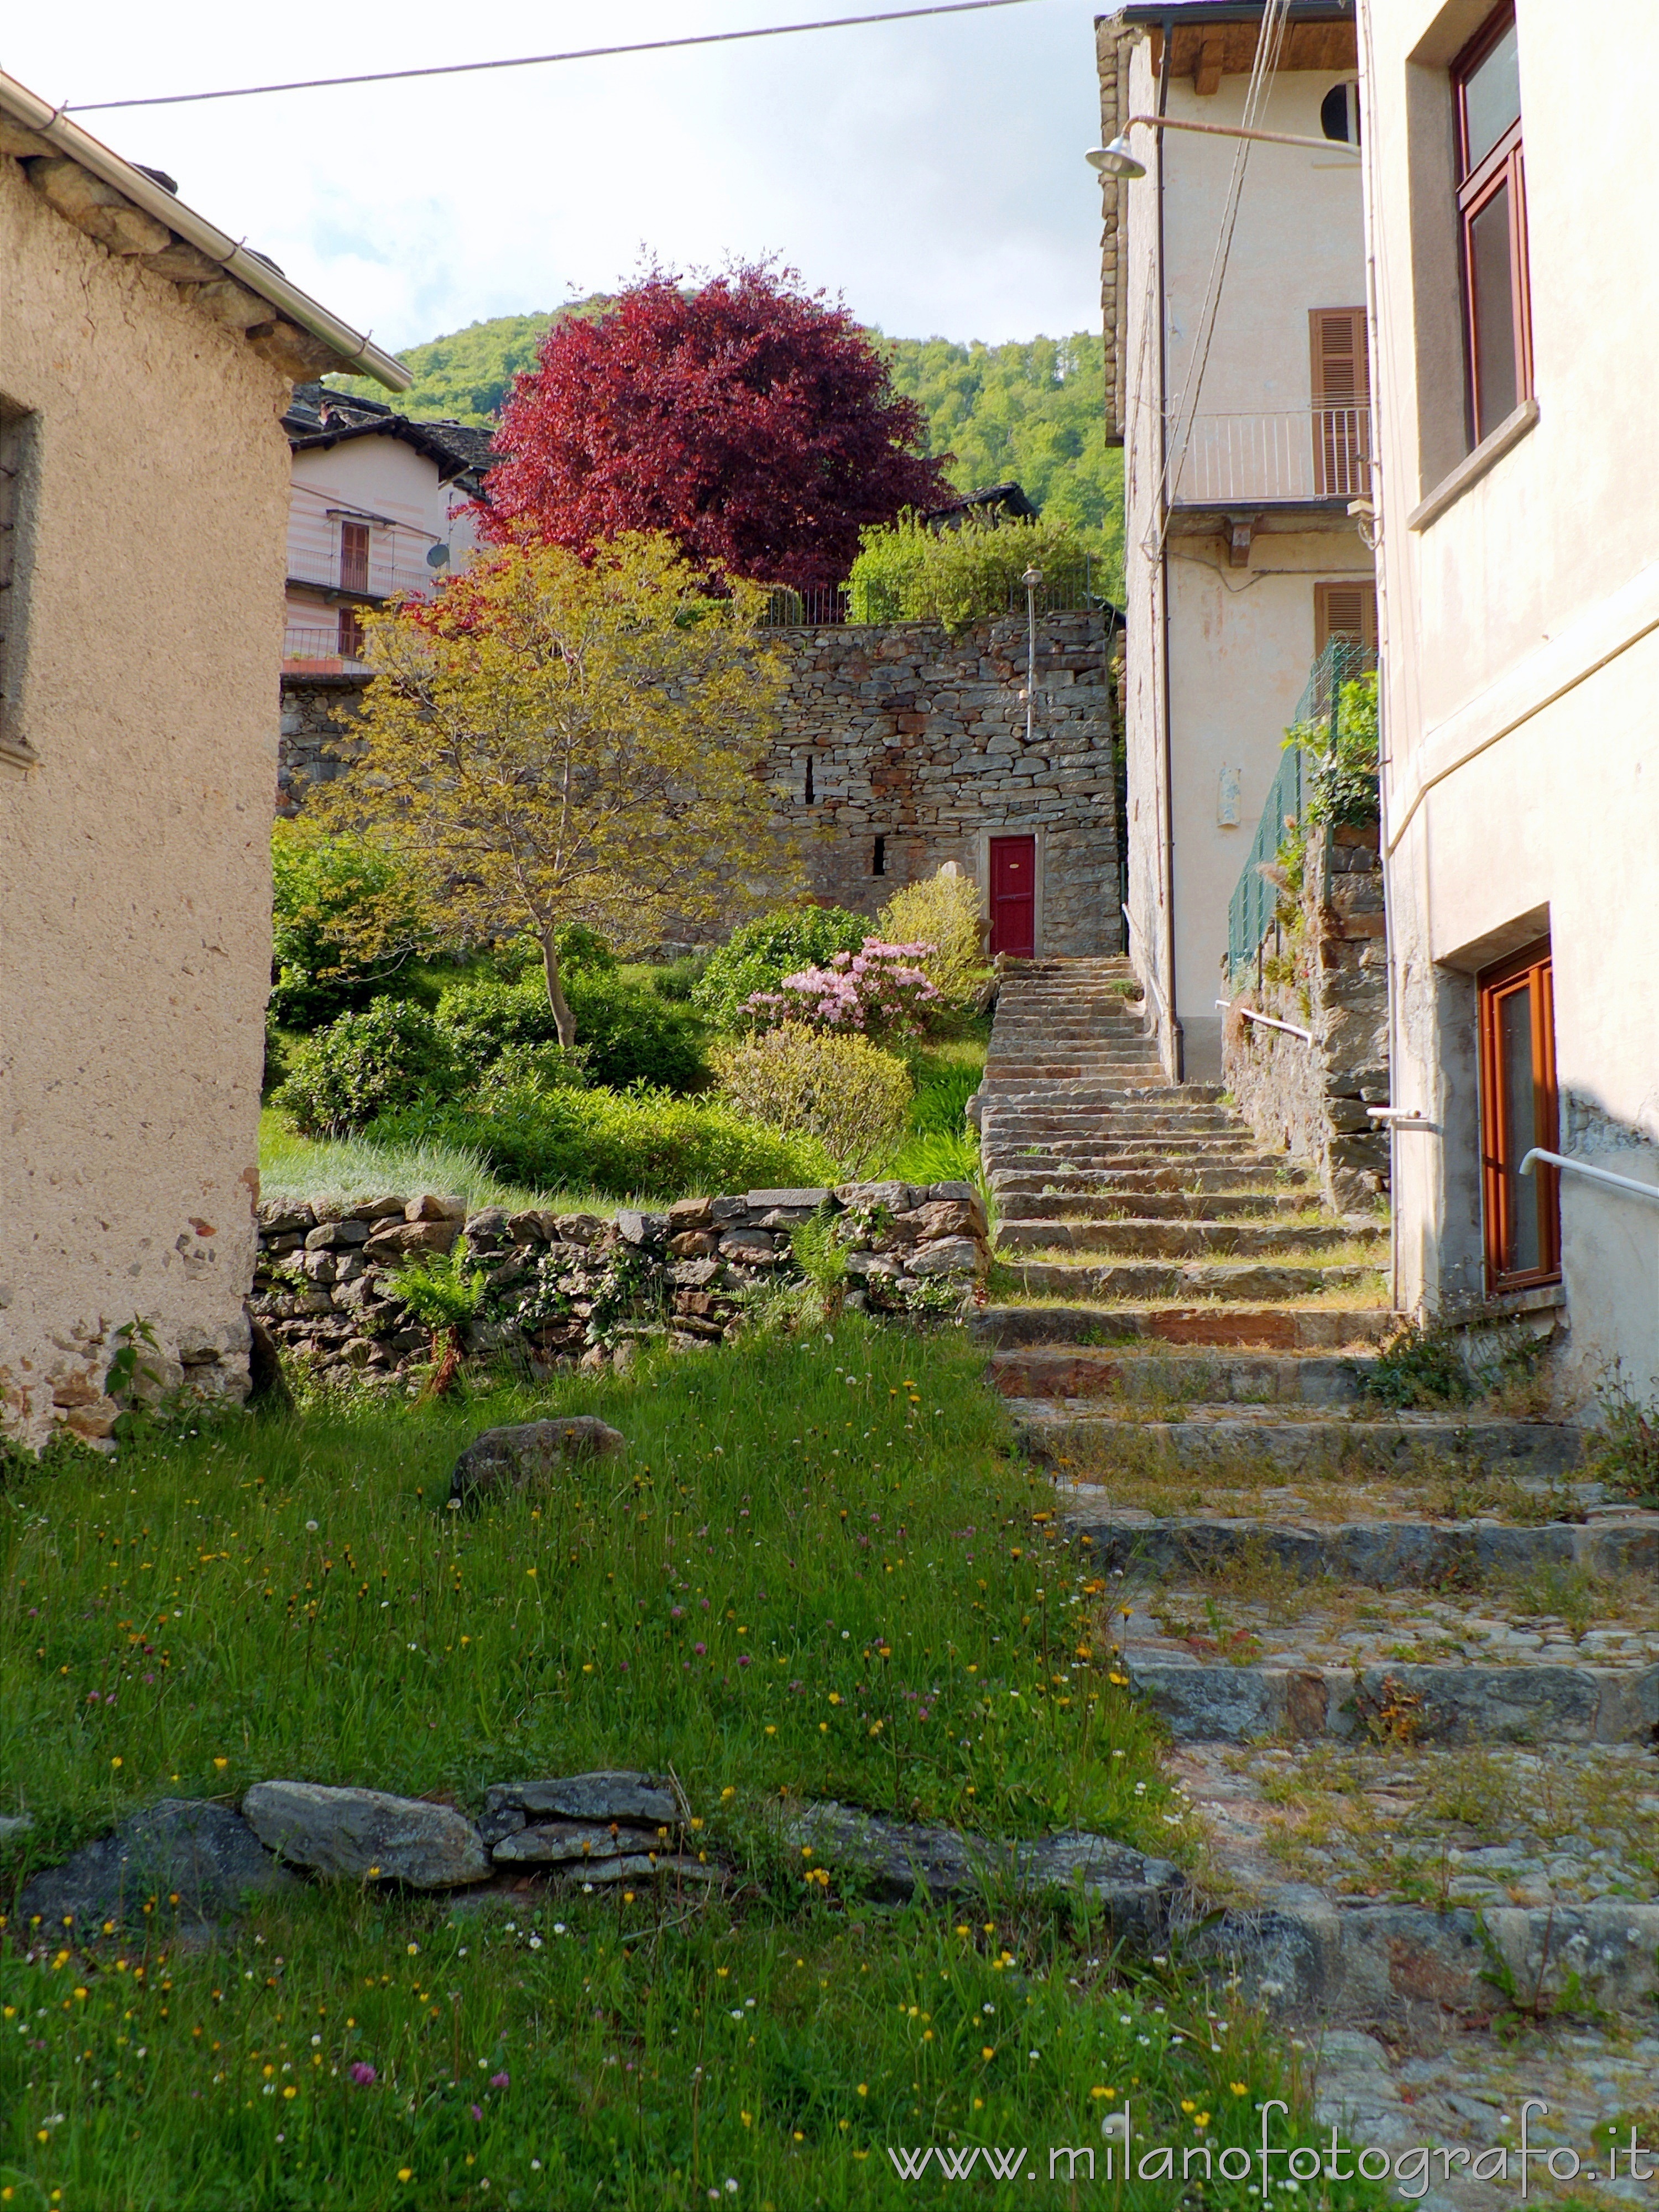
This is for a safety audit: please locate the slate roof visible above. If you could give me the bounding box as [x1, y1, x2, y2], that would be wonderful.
[284, 384, 497, 487]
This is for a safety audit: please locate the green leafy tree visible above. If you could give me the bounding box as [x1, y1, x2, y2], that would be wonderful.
[269, 821, 431, 1026]
[310, 534, 795, 1050]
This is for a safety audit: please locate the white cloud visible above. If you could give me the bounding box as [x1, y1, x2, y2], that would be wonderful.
[8, 0, 1110, 351]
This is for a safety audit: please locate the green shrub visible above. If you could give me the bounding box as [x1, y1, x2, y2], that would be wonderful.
[274, 1000, 463, 1138]
[269, 823, 430, 1026]
[437, 971, 706, 1093]
[1353, 1319, 1475, 1410]
[372, 1084, 831, 1200]
[847, 511, 1098, 632]
[711, 1024, 912, 1179]
[878, 868, 985, 1006]
[651, 953, 709, 1003]
[692, 906, 869, 1030]
[1294, 671, 1380, 830]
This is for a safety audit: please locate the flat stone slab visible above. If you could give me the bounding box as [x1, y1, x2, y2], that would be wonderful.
[450, 1417, 627, 1504]
[787, 1803, 1182, 1937]
[483, 1772, 680, 1826]
[1134, 1661, 1659, 1745]
[1194, 1894, 1659, 2025]
[242, 1781, 491, 1888]
[17, 1799, 300, 1935]
[492, 1820, 669, 1866]
[1017, 1405, 1583, 1476]
[971, 1305, 1393, 1351]
[1062, 1511, 1659, 1584]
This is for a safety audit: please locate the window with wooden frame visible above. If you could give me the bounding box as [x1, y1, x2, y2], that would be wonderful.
[338, 518, 371, 597]
[337, 606, 367, 661]
[1478, 939, 1559, 1291]
[1314, 578, 1377, 658]
[1309, 308, 1370, 498]
[1453, 4, 1531, 446]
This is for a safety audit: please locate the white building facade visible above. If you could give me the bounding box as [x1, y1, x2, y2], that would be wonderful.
[1359, 0, 1659, 1403]
[1098, 1, 1376, 1079]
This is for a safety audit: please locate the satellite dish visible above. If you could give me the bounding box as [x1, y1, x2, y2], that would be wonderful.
[426, 542, 451, 570]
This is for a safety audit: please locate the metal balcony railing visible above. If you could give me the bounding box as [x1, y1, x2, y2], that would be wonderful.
[282, 625, 371, 671]
[1170, 405, 1372, 507]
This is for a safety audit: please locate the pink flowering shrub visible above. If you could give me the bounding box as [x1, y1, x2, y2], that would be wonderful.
[740, 939, 940, 1040]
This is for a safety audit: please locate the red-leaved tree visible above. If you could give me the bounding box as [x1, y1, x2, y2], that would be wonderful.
[481, 264, 948, 592]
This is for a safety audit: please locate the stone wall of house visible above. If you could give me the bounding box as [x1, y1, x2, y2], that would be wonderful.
[1222, 821, 1390, 1213]
[277, 676, 369, 817]
[252, 1180, 990, 1387]
[275, 612, 1123, 957]
[767, 611, 1121, 954]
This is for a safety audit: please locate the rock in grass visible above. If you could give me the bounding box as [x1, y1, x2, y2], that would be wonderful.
[242, 1782, 491, 1888]
[449, 1418, 627, 1505]
[483, 1772, 680, 1826]
[17, 1800, 300, 1933]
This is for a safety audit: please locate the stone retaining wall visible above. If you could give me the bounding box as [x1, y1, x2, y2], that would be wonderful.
[253, 1180, 991, 1387]
[1222, 821, 1390, 1212]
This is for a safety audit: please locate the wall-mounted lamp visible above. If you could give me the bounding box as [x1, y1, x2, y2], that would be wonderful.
[1087, 114, 1363, 181]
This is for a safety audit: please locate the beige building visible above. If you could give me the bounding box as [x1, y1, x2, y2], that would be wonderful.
[1097, 0, 1375, 1078]
[1359, 0, 1659, 1402]
[0, 74, 406, 1448]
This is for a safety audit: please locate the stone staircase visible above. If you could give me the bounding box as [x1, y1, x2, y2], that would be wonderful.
[974, 958, 1659, 2205]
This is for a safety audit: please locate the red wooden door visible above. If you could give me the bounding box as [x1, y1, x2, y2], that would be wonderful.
[988, 836, 1036, 957]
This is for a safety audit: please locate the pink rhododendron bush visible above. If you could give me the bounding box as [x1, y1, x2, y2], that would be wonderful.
[740, 939, 940, 1040]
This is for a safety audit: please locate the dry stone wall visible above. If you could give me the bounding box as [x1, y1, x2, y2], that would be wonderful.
[1222, 821, 1390, 1212]
[253, 1181, 991, 1387]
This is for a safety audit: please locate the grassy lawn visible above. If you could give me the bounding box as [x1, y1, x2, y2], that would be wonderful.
[2, 1326, 1357, 2209]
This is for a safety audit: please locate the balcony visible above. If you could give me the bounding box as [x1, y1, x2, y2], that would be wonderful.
[283, 624, 371, 676]
[1169, 405, 1372, 509]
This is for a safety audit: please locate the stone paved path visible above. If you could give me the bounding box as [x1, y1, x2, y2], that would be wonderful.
[974, 957, 1659, 2211]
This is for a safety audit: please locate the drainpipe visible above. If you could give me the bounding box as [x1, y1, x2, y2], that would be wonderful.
[1155, 13, 1184, 1080]
[1354, 1, 1400, 1314]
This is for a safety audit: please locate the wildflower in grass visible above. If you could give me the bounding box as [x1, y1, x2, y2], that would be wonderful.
[350, 2063, 376, 2086]
[491, 2071, 509, 2089]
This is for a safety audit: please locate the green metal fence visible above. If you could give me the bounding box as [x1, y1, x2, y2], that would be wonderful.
[1227, 740, 1306, 980]
[1224, 637, 1377, 981]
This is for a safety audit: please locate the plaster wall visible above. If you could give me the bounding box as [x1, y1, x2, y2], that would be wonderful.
[0, 152, 289, 1444]
[1113, 27, 1371, 1078]
[1364, 0, 1659, 1405]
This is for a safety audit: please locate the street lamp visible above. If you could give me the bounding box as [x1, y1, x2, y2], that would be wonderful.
[1021, 566, 1044, 747]
[1087, 113, 1361, 180]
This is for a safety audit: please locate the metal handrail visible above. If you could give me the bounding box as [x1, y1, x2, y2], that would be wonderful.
[1123, 903, 1166, 1027]
[1216, 998, 1313, 1046]
[1519, 1150, 1659, 1207]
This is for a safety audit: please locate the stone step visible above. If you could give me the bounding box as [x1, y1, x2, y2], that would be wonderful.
[990, 1345, 1370, 1404]
[995, 1219, 1375, 1259]
[995, 1190, 1312, 1220]
[1058, 1505, 1659, 1584]
[989, 1169, 1316, 1198]
[1013, 1400, 1582, 1475]
[1132, 1658, 1659, 1746]
[998, 1260, 1384, 1302]
[972, 1303, 1396, 1350]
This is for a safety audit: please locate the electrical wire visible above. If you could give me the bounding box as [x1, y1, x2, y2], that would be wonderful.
[65, 0, 1044, 113]
[1147, 0, 1292, 553]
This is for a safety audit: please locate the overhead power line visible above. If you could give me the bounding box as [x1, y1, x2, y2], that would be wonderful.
[67, 0, 1043, 114]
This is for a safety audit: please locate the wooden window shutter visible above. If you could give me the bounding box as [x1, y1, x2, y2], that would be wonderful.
[1314, 580, 1378, 655]
[1309, 308, 1370, 406]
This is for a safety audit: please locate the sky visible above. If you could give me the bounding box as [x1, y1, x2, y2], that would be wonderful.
[3, 1, 1114, 356]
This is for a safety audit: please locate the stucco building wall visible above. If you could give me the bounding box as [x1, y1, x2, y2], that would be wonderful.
[1363, 0, 1659, 1407]
[0, 153, 290, 1444]
[1107, 12, 1374, 1079]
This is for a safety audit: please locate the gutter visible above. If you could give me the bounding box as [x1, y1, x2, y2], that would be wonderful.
[0, 69, 409, 392]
